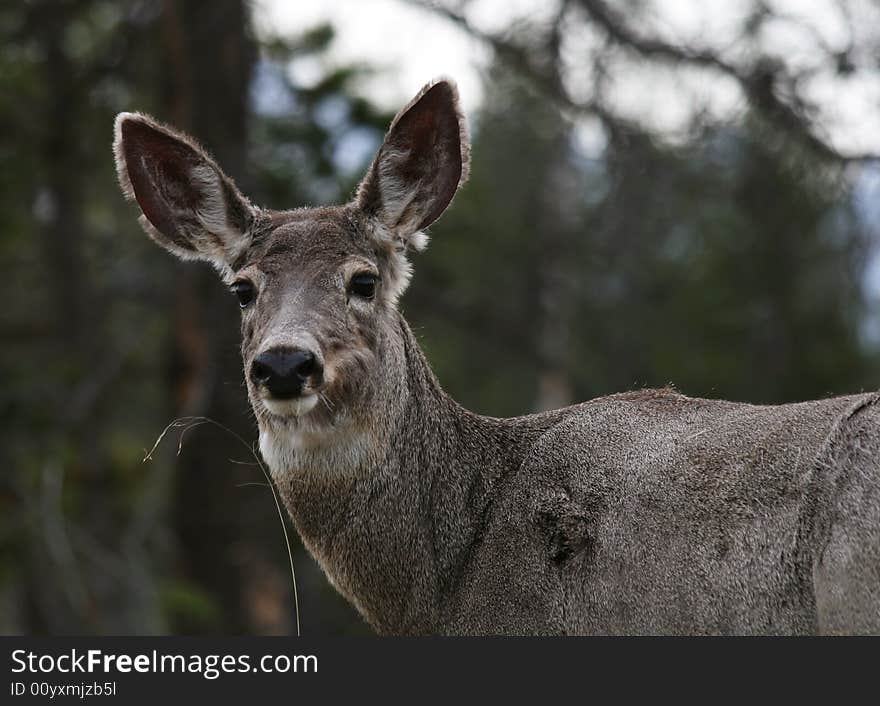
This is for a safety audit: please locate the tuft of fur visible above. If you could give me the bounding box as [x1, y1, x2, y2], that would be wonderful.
[364, 220, 421, 304]
[112, 111, 141, 198]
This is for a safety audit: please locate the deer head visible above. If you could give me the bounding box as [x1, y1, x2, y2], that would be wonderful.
[114, 79, 469, 467]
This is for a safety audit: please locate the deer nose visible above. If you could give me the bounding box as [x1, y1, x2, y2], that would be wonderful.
[250, 348, 323, 399]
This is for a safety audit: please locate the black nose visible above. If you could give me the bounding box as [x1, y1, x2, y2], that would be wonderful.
[250, 348, 323, 399]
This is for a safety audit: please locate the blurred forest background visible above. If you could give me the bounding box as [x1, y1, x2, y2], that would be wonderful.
[2, 0, 880, 635]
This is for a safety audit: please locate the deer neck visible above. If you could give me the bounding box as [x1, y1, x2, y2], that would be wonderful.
[261, 313, 549, 634]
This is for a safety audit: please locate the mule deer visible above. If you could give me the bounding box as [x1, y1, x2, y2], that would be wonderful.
[114, 78, 880, 635]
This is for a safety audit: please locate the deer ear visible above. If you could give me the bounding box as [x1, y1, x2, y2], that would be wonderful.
[356, 78, 470, 251]
[113, 112, 256, 275]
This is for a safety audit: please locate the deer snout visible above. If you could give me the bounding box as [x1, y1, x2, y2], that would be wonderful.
[250, 347, 324, 399]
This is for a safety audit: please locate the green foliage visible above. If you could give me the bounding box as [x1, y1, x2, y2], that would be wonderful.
[159, 579, 221, 632]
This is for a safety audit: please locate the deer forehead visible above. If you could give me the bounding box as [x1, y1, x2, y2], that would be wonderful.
[249, 208, 374, 271]
[237, 211, 386, 345]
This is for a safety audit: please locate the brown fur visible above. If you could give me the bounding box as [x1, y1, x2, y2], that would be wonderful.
[115, 79, 880, 635]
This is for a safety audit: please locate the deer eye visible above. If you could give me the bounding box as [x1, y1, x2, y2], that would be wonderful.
[231, 279, 255, 308]
[348, 272, 378, 300]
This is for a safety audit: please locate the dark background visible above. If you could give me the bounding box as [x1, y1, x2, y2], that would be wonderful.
[2, 0, 879, 635]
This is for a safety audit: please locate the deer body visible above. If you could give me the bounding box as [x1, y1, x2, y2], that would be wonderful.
[266, 314, 880, 634]
[114, 79, 880, 635]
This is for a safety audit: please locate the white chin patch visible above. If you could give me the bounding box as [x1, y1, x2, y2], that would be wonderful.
[262, 393, 319, 418]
